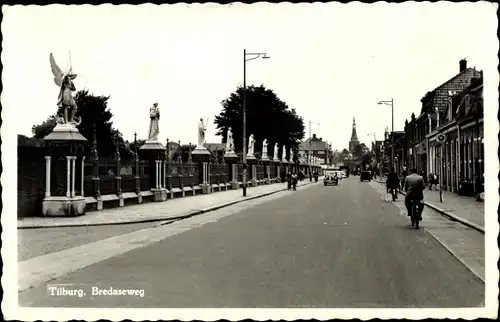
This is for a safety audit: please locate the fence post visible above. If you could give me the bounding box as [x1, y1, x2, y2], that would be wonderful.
[134, 133, 142, 204]
[188, 143, 195, 195]
[92, 128, 103, 210]
[178, 151, 185, 197]
[166, 139, 173, 199]
[115, 135, 124, 207]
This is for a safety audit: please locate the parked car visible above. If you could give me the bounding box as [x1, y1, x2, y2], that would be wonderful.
[324, 173, 339, 186]
[360, 171, 371, 182]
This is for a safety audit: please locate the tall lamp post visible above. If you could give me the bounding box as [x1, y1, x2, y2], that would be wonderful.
[377, 99, 394, 171]
[242, 49, 270, 197]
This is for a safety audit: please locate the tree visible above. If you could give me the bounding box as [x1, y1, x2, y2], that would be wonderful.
[339, 148, 351, 161]
[126, 138, 146, 156]
[214, 85, 305, 157]
[31, 89, 132, 158]
[171, 144, 196, 163]
[353, 143, 370, 159]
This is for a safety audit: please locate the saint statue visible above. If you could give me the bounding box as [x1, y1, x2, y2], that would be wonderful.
[262, 139, 268, 158]
[282, 145, 287, 160]
[50, 52, 80, 125]
[147, 103, 160, 141]
[247, 134, 255, 155]
[273, 143, 279, 159]
[198, 118, 207, 147]
[290, 148, 294, 162]
[226, 127, 235, 152]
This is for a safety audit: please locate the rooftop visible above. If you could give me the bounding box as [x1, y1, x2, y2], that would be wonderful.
[421, 60, 481, 115]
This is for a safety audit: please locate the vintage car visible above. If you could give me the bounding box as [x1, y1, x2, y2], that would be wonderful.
[360, 171, 371, 182]
[324, 173, 339, 186]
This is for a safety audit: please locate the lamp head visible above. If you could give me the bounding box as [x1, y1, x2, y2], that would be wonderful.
[262, 54, 270, 59]
[377, 101, 383, 105]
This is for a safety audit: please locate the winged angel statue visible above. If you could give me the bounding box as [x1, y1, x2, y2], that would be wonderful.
[50, 53, 80, 125]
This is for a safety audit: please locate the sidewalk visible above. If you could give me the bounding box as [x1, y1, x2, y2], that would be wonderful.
[18, 179, 320, 229]
[375, 177, 484, 232]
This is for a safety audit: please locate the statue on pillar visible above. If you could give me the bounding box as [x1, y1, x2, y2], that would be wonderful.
[262, 139, 269, 159]
[147, 103, 160, 141]
[282, 145, 287, 160]
[226, 127, 235, 152]
[198, 117, 207, 148]
[290, 148, 294, 163]
[247, 134, 255, 155]
[50, 52, 80, 126]
[273, 143, 279, 161]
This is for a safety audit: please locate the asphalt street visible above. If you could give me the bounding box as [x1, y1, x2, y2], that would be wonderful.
[19, 177, 484, 308]
[18, 222, 159, 261]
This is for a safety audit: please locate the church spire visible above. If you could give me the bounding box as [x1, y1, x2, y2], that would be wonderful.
[349, 117, 360, 152]
[350, 117, 359, 141]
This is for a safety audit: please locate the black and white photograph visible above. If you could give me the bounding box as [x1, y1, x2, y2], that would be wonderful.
[2, 2, 498, 320]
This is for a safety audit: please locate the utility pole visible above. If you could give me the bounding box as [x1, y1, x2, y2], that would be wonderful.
[242, 49, 247, 197]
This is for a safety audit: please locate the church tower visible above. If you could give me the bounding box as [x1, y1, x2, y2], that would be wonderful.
[349, 117, 360, 152]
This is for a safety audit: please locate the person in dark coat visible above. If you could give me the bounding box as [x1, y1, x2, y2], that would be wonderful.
[292, 173, 298, 191]
[387, 170, 400, 198]
[286, 171, 292, 190]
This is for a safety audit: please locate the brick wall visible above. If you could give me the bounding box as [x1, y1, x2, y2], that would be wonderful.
[18, 146, 46, 218]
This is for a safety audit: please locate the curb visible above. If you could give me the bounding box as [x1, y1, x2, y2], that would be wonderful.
[374, 180, 484, 234]
[424, 229, 485, 283]
[18, 181, 318, 229]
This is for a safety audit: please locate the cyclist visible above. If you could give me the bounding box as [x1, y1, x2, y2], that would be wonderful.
[403, 168, 426, 220]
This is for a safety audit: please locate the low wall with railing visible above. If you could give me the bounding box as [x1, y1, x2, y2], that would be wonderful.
[17, 138, 321, 217]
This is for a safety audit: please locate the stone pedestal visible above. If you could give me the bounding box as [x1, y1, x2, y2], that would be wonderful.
[225, 156, 240, 190]
[139, 140, 167, 201]
[265, 164, 271, 184]
[192, 145, 211, 164]
[246, 152, 257, 162]
[200, 161, 212, 194]
[42, 123, 88, 217]
[250, 164, 258, 187]
[224, 149, 238, 160]
[151, 188, 168, 201]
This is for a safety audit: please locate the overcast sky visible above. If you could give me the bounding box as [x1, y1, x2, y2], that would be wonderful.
[2, 2, 497, 151]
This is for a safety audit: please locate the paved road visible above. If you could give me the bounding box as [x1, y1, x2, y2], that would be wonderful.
[18, 222, 160, 261]
[19, 177, 484, 308]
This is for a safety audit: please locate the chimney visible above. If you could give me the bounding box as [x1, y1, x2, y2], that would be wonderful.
[459, 59, 467, 73]
[312, 134, 317, 139]
[319, 137, 323, 141]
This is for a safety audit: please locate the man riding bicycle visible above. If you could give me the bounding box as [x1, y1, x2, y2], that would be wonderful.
[403, 168, 426, 220]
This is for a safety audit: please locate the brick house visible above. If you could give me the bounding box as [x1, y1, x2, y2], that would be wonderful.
[404, 59, 480, 178]
[401, 59, 483, 195]
[299, 134, 332, 165]
[427, 71, 483, 195]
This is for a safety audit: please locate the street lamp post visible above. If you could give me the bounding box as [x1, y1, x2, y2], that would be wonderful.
[378, 98, 394, 171]
[242, 49, 269, 197]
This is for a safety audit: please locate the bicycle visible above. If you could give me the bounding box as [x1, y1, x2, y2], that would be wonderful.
[390, 188, 398, 202]
[409, 199, 421, 229]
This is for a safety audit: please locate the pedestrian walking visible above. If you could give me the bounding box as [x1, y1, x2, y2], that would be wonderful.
[292, 173, 298, 191]
[286, 171, 292, 190]
[387, 170, 400, 200]
[429, 173, 438, 190]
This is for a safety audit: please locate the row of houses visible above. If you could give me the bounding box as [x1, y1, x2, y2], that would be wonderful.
[298, 134, 333, 166]
[384, 59, 484, 196]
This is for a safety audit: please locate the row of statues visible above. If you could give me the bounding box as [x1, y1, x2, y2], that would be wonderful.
[49, 52, 294, 162]
[225, 128, 294, 161]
